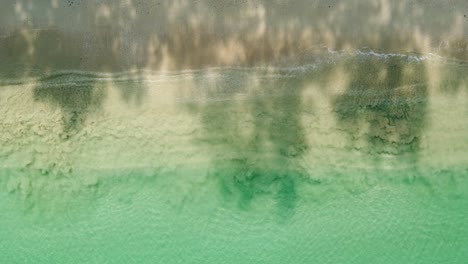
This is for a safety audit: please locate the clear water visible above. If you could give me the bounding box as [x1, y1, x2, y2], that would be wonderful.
[1, 51, 467, 263]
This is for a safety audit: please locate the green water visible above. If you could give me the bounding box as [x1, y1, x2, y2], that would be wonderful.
[1, 51, 468, 263]
[1, 167, 468, 263]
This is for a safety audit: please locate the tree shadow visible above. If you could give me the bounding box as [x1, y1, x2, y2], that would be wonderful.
[439, 59, 468, 95]
[333, 54, 428, 166]
[32, 72, 106, 139]
[112, 72, 148, 106]
[190, 70, 309, 219]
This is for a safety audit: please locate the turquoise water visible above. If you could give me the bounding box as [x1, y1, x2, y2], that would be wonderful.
[1, 51, 468, 263]
[1, 167, 468, 263]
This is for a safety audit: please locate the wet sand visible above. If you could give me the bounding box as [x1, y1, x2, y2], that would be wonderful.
[0, 0, 467, 73]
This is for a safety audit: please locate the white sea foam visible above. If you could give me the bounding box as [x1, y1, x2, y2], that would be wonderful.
[0, 49, 462, 87]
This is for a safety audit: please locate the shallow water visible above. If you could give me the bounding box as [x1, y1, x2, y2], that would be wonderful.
[1, 49, 467, 263]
